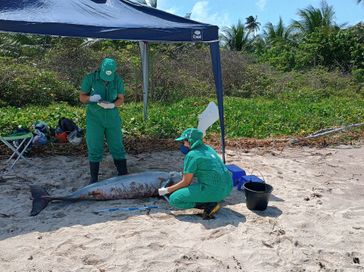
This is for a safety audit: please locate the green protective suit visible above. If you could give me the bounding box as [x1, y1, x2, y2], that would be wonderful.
[169, 129, 233, 209]
[80, 70, 126, 162]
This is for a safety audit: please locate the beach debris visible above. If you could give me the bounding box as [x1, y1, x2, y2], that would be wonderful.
[232, 256, 242, 270]
[93, 205, 159, 214]
[311, 192, 323, 198]
[30, 171, 181, 216]
[0, 213, 12, 218]
[261, 241, 274, 248]
[305, 122, 364, 139]
[290, 122, 364, 144]
[0, 173, 32, 183]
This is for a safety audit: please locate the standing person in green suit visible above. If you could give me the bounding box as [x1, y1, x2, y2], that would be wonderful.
[80, 58, 127, 183]
[158, 128, 233, 219]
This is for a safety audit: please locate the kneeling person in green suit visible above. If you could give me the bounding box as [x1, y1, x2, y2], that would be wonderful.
[80, 58, 128, 183]
[159, 128, 233, 219]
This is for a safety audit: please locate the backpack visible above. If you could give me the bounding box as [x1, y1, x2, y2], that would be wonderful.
[55, 117, 83, 143]
[58, 117, 79, 134]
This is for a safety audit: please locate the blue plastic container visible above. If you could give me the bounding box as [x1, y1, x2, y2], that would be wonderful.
[225, 164, 246, 186]
[237, 175, 264, 191]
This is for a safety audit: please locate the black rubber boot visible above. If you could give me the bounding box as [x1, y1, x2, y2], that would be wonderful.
[195, 203, 208, 210]
[202, 202, 221, 220]
[89, 161, 100, 184]
[114, 159, 128, 176]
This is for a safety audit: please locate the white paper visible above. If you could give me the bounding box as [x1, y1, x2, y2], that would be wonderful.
[197, 102, 219, 136]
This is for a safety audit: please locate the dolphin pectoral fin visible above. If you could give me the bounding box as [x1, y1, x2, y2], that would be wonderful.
[30, 185, 51, 216]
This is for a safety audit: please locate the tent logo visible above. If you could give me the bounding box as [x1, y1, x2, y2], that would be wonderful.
[192, 30, 203, 41]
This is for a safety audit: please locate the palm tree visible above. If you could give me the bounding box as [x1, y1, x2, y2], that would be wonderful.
[185, 13, 192, 19]
[245, 15, 261, 35]
[292, 0, 336, 34]
[263, 17, 293, 45]
[220, 20, 251, 51]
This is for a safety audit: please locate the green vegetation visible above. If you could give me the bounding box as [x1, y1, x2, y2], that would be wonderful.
[0, 0, 363, 141]
[1, 95, 363, 139]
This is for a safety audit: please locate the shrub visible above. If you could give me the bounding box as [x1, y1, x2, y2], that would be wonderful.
[148, 44, 214, 101]
[352, 69, 364, 83]
[267, 67, 358, 98]
[0, 62, 78, 107]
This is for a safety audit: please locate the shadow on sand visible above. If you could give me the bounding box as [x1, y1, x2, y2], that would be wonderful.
[0, 185, 282, 240]
[173, 206, 246, 229]
[0, 194, 175, 241]
[250, 206, 283, 218]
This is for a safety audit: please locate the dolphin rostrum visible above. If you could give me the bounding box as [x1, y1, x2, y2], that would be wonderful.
[30, 171, 182, 216]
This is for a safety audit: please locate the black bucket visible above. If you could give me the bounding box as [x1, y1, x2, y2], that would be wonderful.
[243, 182, 273, 211]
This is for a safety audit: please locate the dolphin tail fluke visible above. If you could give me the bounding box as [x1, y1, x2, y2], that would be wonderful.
[30, 185, 51, 216]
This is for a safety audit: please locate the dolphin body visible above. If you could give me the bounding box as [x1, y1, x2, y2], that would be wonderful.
[30, 171, 181, 216]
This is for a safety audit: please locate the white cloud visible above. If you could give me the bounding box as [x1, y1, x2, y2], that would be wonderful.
[157, 0, 179, 15]
[256, 0, 267, 11]
[156, 0, 167, 7]
[190, 1, 230, 29]
[164, 7, 178, 15]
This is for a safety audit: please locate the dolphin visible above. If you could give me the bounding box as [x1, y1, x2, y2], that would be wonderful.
[30, 171, 182, 216]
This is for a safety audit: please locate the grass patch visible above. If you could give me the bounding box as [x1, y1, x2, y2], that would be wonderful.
[0, 96, 363, 139]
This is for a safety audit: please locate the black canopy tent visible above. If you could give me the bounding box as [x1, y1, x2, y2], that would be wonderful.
[0, 0, 227, 162]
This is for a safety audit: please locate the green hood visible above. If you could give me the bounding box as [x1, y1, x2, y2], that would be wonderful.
[99, 58, 117, 81]
[175, 128, 203, 149]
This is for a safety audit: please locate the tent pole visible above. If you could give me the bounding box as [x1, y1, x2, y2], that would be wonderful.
[139, 41, 150, 120]
[209, 42, 226, 163]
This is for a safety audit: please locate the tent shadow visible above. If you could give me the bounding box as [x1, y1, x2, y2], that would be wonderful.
[173, 206, 246, 229]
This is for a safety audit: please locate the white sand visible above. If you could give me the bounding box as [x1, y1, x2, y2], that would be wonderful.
[0, 145, 363, 272]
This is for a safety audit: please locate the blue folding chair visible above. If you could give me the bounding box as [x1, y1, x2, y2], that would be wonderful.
[0, 132, 33, 169]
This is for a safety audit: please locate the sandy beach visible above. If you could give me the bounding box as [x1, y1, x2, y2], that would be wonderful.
[0, 144, 363, 272]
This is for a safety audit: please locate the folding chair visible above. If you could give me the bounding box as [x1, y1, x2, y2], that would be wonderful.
[0, 132, 33, 170]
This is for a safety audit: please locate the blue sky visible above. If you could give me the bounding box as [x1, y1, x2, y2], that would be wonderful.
[157, 0, 363, 32]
